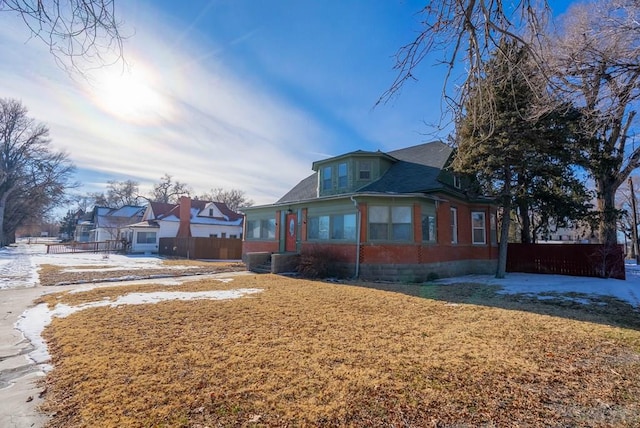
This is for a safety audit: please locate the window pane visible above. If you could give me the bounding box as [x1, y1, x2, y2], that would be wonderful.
[261, 219, 276, 239]
[344, 214, 356, 240]
[136, 232, 156, 244]
[422, 215, 436, 242]
[318, 216, 329, 239]
[472, 212, 486, 244]
[246, 221, 254, 239]
[267, 219, 276, 239]
[472, 212, 485, 228]
[369, 206, 388, 223]
[392, 206, 411, 223]
[323, 166, 332, 190]
[338, 163, 348, 188]
[392, 224, 411, 240]
[430, 216, 436, 241]
[308, 217, 319, 239]
[370, 223, 388, 240]
[331, 215, 344, 239]
[359, 161, 371, 180]
[451, 208, 458, 244]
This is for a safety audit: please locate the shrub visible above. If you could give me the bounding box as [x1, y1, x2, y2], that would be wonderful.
[298, 248, 341, 279]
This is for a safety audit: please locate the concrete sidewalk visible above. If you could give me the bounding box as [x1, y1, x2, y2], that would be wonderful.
[0, 285, 49, 428]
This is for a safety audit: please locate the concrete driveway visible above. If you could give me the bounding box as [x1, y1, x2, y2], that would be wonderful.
[0, 285, 50, 428]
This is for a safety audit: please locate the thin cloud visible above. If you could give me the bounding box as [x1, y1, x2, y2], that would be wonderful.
[0, 4, 333, 206]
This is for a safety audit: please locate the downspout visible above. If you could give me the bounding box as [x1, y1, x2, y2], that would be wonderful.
[351, 195, 361, 278]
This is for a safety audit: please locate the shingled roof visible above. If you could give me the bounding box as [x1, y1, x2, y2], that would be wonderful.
[277, 141, 454, 203]
[145, 200, 243, 223]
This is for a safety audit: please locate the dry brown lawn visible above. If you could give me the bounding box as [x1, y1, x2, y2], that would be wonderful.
[36, 274, 640, 427]
[38, 259, 246, 286]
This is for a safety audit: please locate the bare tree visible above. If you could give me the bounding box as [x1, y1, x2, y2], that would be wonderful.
[616, 178, 637, 258]
[544, 0, 640, 246]
[0, 98, 75, 245]
[104, 179, 139, 207]
[198, 188, 253, 212]
[380, 0, 550, 127]
[0, 0, 125, 72]
[147, 173, 191, 204]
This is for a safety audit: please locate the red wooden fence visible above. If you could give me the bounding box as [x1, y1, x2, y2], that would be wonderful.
[506, 243, 625, 280]
[159, 237, 242, 260]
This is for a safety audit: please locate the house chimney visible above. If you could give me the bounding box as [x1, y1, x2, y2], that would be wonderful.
[176, 196, 192, 238]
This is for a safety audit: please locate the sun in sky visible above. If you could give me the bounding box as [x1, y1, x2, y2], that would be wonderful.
[87, 59, 171, 125]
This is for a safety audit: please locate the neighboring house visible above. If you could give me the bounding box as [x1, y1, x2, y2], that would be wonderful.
[74, 205, 145, 243]
[74, 210, 94, 242]
[128, 197, 244, 253]
[242, 141, 499, 281]
[536, 221, 596, 244]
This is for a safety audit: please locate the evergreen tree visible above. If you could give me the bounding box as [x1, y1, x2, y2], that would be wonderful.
[59, 209, 81, 241]
[454, 42, 589, 277]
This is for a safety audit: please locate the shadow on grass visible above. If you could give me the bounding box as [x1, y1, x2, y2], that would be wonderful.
[349, 280, 640, 331]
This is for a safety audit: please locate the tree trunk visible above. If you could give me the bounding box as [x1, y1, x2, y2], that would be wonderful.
[496, 202, 511, 279]
[0, 194, 7, 247]
[496, 174, 512, 279]
[518, 200, 531, 243]
[597, 179, 619, 247]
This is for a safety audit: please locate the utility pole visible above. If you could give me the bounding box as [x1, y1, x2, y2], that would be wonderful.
[628, 177, 640, 264]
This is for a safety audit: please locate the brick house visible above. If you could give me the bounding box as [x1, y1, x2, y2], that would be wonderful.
[242, 141, 499, 281]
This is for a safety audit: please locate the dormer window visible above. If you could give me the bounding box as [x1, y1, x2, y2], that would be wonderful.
[453, 175, 461, 189]
[209, 208, 214, 216]
[358, 161, 371, 180]
[338, 163, 347, 188]
[322, 166, 332, 190]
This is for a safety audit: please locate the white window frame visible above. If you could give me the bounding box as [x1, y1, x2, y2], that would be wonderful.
[450, 207, 458, 244]
[472, 211, 486, 244]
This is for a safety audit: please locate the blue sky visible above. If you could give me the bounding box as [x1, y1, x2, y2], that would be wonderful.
[0, 0, 574, 211]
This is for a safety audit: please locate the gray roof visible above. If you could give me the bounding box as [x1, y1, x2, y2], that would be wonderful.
[277, 141, 454, 204]
[360, 141, 452, 193]
[387, 140, 452, 167]
[277, 173, 317, 203]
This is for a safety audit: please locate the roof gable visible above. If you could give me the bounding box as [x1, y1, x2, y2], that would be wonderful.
[311, 149, 397, 171]
[93, 205, 145, 228]
[146, 202, 180, 220]
[276, 141, 455, 203]
[145, 200, 243, 223]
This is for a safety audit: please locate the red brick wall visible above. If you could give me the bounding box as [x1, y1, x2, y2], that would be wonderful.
[436, 200, 451, 245]
[359, 202, 368, 242]
[243, 241, 279, 254]
[359, 243, 497, 264]
[412, 203, 421, 242]
[242, 197, 498, 271]
[300, 208, 308, 240]
[176, 196, 192, 238]
[275, 210, 281, 241]
[301, 242, 358, 263]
